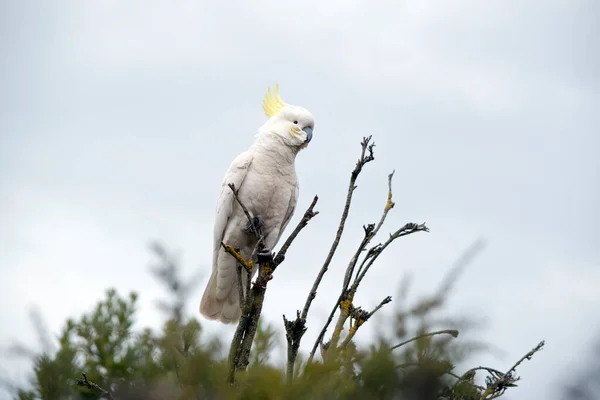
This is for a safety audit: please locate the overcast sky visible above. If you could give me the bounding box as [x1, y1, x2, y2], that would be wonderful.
[1, 0, 599, 398]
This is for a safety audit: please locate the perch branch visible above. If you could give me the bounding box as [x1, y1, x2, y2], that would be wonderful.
[236, 263, 246, 308]
[225, 195, 319, 384]
[228, 183, 263, 242]
[221, 244, 253, 273]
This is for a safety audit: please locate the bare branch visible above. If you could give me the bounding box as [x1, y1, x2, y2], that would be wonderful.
[505, 340, 545, 378]
[366, 295, 393, 319]
[479, 340, 545, 399]
[344, 170, 395, 290]
[390, 329, 459, 351]
[283, 310, 306, 383]
[322, 222, 428, 352]
[227, 183, 266, 264]
[220, 243, 253, 273]
[273, 195, 319, 269]
[352, 222, 429, 290]
[77, 373, 114, 399]
[312, 171, 398, 357]
[224, 196, 319, 384]
[228, 183, 262, 241]
[339, 296, 392, 348]
[396, 363, 486, 391]
[304, 136, 376, 363]
[303, 137, 375, 322]
[236, 263, 246, 309]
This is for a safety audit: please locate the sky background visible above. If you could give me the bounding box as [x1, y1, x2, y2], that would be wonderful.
[1, 0, 599, 398]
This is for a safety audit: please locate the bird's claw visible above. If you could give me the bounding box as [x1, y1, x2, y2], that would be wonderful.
[257, 248, 273, 263]
[244, 215, 264, 234]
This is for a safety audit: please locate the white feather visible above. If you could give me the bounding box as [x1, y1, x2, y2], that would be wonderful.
[200, 101, 313, 324]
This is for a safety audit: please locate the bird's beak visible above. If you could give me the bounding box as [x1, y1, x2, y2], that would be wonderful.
[302, 126, 313, 144]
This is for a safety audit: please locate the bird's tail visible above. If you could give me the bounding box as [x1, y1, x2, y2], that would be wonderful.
[199, 269, 242, 324]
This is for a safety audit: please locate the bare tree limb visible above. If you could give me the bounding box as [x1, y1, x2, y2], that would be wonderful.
[221, 244, 253, 273]
[228, 183, 263, 243]
[396, 363, 486, 391]
[224, 195, 319, 384]
[339, 295, 392, 348]
[390, 329, 459, 351]
[236, 263, 246, 309]
[505, 340, 545, 379]
[479, 340, 545, 399]
[77, 373, 114, 399]
[321, 222, 428, 355]
[302, 136, 376, 363]
[352, 222, 430, 291]
[355, 170, 396, 279]
[303, 137, 375, 321]
[316, 171, 405, 354]
[273, 195, 319, 269]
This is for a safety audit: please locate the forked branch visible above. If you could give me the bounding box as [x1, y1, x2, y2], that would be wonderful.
[224, 190, 319, 384]
[284, 137, 376, 377]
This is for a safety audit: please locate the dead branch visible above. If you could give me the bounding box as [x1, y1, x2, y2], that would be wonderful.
[228, 183, 263, 242]
[390, 329, 459, 351]
[77, 372, 114, 399]
[236, 263, 246, 309]
[352, 222, 429, 291]
[221, 244, 253, 273]
[313, 171, 400, 356]
[479, 340, 545, 399]
[303, 137, 374, 321]
[324, 222, 429, 357]
[299, 136, 375, 365]
[224, 194, 319, 384]
[273, 195, 320, 268]
[396, 363, 487, 391]
[339, 295, 392, 347]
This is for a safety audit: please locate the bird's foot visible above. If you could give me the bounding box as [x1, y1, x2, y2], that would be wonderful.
[257, 248, 273, 264]
[244, 215, 264, 234]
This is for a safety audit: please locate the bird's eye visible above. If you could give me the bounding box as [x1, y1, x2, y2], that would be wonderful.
[293, 120, 298, 124]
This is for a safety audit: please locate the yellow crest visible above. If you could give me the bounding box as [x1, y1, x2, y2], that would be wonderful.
[262, 84, 286, 117]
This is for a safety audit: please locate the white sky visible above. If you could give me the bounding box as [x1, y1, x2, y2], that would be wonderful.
[1, 0, 599, 398]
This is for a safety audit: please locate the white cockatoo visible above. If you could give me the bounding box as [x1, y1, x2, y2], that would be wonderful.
[200, 85, 314, 324]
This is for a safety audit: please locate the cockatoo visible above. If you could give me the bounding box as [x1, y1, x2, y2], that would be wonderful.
[200, 85, 314, 324]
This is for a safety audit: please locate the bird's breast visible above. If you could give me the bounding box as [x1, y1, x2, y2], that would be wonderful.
[238, 169, 296, 229]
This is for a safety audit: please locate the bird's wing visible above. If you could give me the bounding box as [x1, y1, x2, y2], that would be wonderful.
[212, 150, 254, 261]
[276, 180, 299, 245]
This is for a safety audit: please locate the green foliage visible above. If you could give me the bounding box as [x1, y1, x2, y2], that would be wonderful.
[3, 243, 541, 400]
[250, 321, 278, 367]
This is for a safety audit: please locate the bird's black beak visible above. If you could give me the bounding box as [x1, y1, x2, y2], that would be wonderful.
[302, 126, 313, 143]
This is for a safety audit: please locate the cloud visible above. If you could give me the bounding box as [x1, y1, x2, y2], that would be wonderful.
[0, 1, 598, 399]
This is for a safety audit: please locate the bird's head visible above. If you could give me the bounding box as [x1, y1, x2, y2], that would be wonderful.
[258, 84, 314, 150]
